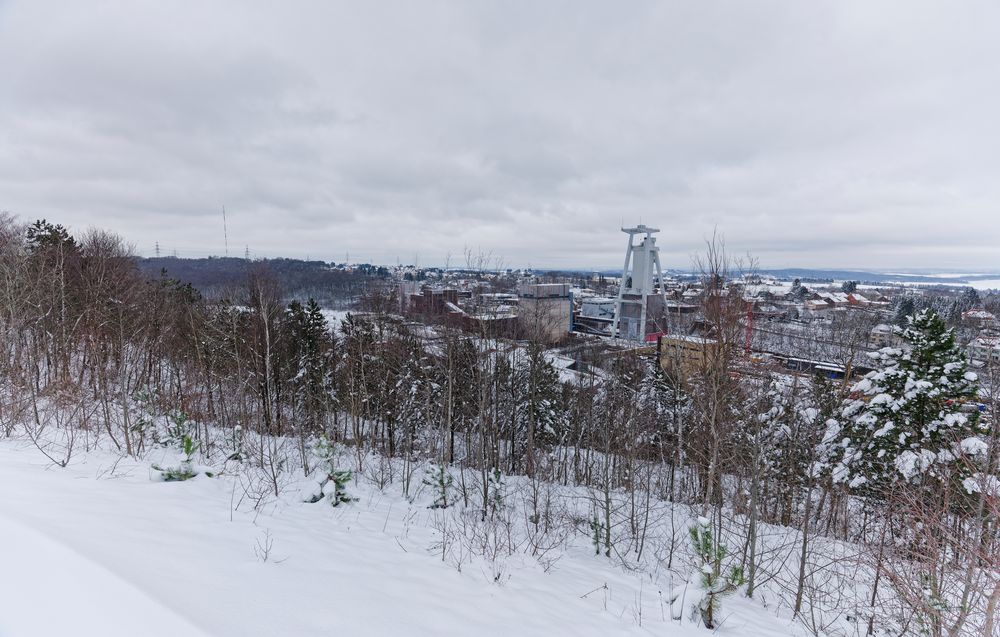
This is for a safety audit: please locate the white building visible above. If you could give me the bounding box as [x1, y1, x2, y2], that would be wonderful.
[870, 323, 901, 348]
[968, 334, 1000, 364]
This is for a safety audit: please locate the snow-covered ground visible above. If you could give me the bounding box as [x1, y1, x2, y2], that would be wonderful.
[966, 278, 1000, 291]
[0, 515, 214, 637]
[320, 309, 353, 333]
[0, 439, 802, 637]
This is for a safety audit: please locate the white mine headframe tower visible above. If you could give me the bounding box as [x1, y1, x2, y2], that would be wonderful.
[613, 225, 668, 342]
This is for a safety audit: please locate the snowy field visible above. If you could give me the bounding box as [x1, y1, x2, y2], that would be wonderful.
[966, 279, 1000, 291]
[0, 440, 802, 637]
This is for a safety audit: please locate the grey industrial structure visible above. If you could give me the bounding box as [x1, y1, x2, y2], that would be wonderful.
[613, 225, 668, 342]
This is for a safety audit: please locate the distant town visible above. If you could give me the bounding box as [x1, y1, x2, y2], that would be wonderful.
[144, 223, 1000, 396]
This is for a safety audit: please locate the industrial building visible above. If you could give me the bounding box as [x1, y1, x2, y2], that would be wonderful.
[399, 283, 461, 316]
[657, 334, 720, 379]
[614, 225, 669, 342]
[518, 282, 572, 344]
[580, 297, 616, 320]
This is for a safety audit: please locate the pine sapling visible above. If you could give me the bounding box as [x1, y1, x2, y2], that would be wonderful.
[225, 424, 245, 463]
[306, 435, 355, 506]
[163, 408, 190, 448]
[487, 467, 505, 515]
[423, 463, 453, 509]
[152, 433, 200, 482]
[670, 517, 744, 628]
[590, 514, 607, 556]
[328, 468, 355, 506]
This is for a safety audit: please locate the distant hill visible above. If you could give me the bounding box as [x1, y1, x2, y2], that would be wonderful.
[561, 267, 1000, 286]
[138, 257, 388, 306]
[757, 269, 1000, 285]
[755, 268, 938, 284]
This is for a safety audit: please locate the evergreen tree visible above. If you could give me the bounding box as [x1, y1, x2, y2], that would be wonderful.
[892, 296, 916, 327]
[669, 517, 744, 628]
[823, 309, 987, 495]
[422, 463, 453, 509]
[644, 362, 690, 455]
[959, 286, 980, 311]
[790, 278, 810, 301]
[750, 382, 816, 524]
[523, 344, 564, 446]
[305, 435, 354, 506]
[26, 219, 77, 255]
[944, 299, 962, 326]
[285, 299, 335, 433]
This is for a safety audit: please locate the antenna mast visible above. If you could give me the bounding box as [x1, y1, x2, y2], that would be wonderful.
[222, 206, 230, 257]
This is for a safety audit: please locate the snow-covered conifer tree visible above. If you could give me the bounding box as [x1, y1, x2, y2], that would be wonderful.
[824, 309, 987, 494]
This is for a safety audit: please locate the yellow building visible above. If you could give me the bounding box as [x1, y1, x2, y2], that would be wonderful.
[658, 334, 720, 379]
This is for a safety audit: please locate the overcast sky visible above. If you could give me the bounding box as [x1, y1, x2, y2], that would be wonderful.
[1, 1, 997, 270]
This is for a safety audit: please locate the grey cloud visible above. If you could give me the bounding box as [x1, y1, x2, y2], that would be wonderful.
[0, 0, 998, 269]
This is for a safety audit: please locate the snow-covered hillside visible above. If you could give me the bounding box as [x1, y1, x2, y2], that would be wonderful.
[0, 440, 800, 637]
